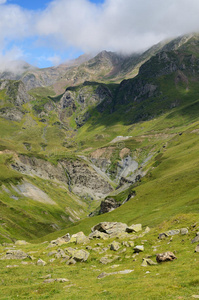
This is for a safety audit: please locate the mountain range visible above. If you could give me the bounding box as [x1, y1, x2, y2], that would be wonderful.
[0, 33, 199, 299]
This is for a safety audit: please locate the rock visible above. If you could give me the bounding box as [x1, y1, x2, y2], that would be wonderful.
[128, 241, 135, 247]
[100, 255, 120, 265]
[192, 235, 199, 244]
[141, 258, 157, 267]
[37, 259, 46, 266]
[133, 245, 144, 253]
[97, 269, 133, 279]
[156, 251, 177, 263]
[2, 250, 29, 260]
[49, 259, 55, 263]
[74, 232, 90, 244]
[144, 226, 151, 234]
[55, 249, 67, 259]
[91, 222, 127, 235]
[55, 278, 69, 283]
[159, 229, 180, 239]
[48, 251, 57, 257]
[43, 279, 55, 283]
[109, 232, 129, 239]
[41, 274, 52, 279]
[66, 258, 76, 265]
[51, 233, 70, 246]
[180, 228, 189, 235]
[15, 240, 29, 246]
[126, 224, 142, 233]
[6, 265, 19, 268]
[194, 245, 199, 252]
[110, 241, 121, 251]
[99, 198, 120, 214]
[65, 248, 89, 262]
[89, 230, 109, 240]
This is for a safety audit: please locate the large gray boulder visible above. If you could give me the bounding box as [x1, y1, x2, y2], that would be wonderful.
[65, 248, 89, 262]
[91, 222, 128, 235]
[2, 250, 29, 260]
[126, 224, 142, 233]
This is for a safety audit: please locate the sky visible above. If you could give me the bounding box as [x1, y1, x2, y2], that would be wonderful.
[1, 0, 199, 70]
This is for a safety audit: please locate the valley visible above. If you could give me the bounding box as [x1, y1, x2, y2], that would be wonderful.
[0, 33, 199, 299]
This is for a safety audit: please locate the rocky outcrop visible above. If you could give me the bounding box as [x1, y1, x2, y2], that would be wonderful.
[11, 155, 113, 200]
[60, 159, 113, 199]
[99, 198, 121, 214]
[11, 155, 67, 184]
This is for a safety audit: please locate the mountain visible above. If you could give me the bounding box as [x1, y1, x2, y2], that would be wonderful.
[1, 33, 199, 298]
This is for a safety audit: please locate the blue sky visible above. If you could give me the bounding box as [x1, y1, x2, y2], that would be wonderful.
[8, 0, 104, 10]
[0, 0, 198, 71]
[2, 0, 105, 68]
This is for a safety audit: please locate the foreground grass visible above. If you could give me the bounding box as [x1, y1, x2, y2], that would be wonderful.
[0, 215, 198, 299]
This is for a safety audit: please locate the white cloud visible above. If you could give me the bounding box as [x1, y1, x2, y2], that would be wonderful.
[0, 46, 27, 73]
[35, 0, 199, 54]
[1, 0, 199, 68]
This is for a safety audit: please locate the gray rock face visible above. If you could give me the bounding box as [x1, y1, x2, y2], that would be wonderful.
[156, 251, 177, 263]
[0, 108, 24, 121]
[11, 155, 67, 184]
[99, 198, 120, 214]
[61, 159, 113, 199]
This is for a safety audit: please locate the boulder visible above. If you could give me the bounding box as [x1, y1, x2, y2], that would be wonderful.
[109, 232, 129, 239]
[91, 222, 127, 235]
[141, 258, 157, 267]
[194, 245, 199, 253]
[126, 224, 142, 233]
[55, 249, 67, 259]
[37, 259, 46, 266]
[47, 251, 57, 257]
[72, 232, 89, 244]
[99, 198, 120, 214]
[99, 255, 120, 265]
[15, 240, 29, 246]
[66, 258, 76, 265]
[192, 235, 199, 244]
[159, 229, 180, 239]
[97, 269, 133, 279]
[156, 251, 177, 263]
[110, 241, 121, 251]
[180, 228, 189, 235]
[144, 227, 151, 234]
[65, 248, 89, 262]
[89, 230, 109, 240]
[51, 233, 70, 246]
[2, 250, 29, 260]
[133, 245, 144, 253]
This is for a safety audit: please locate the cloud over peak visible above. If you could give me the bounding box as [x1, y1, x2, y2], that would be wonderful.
[1, 0, 199, 68]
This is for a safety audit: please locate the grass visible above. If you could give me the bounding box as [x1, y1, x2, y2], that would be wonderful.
[0, 214, 198, 299]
